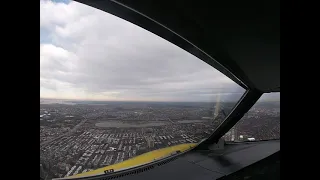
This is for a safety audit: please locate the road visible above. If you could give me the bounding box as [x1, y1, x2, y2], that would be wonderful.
[40, 117, 87, 147]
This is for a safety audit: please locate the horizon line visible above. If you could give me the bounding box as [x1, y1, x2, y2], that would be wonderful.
[40, 97, 279, 103]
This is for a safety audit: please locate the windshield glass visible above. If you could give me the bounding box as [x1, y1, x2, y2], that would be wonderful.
[223, 92, 280, 142]
[40, 0, 245, 179]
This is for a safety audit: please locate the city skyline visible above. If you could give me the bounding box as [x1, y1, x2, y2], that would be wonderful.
[40, 92, 280, 103]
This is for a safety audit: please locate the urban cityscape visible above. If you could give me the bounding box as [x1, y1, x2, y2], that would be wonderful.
[40, 99, 280, 179]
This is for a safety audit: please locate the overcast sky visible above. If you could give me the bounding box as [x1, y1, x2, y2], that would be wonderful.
[40, 0, 252, 102]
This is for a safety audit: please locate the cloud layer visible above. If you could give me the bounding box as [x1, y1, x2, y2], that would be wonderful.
[40, 0, 245, 102]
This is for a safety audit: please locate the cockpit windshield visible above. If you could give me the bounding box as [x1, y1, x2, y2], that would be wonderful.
[40, 0, 246, 179]
[223, 92, 280, 142]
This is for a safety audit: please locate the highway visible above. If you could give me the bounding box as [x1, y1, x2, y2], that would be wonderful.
[149, 107, 175, 124]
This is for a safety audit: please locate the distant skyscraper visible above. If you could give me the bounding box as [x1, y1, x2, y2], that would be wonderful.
[233, 125, 237, 141]
[146, 136, 154, 148]
[231, 128, 235, 141]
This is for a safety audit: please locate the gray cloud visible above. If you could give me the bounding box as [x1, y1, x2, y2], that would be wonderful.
[40, 1, 245, 102]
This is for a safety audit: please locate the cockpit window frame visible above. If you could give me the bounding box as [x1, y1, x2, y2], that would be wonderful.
[45, 1, 276, 179]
